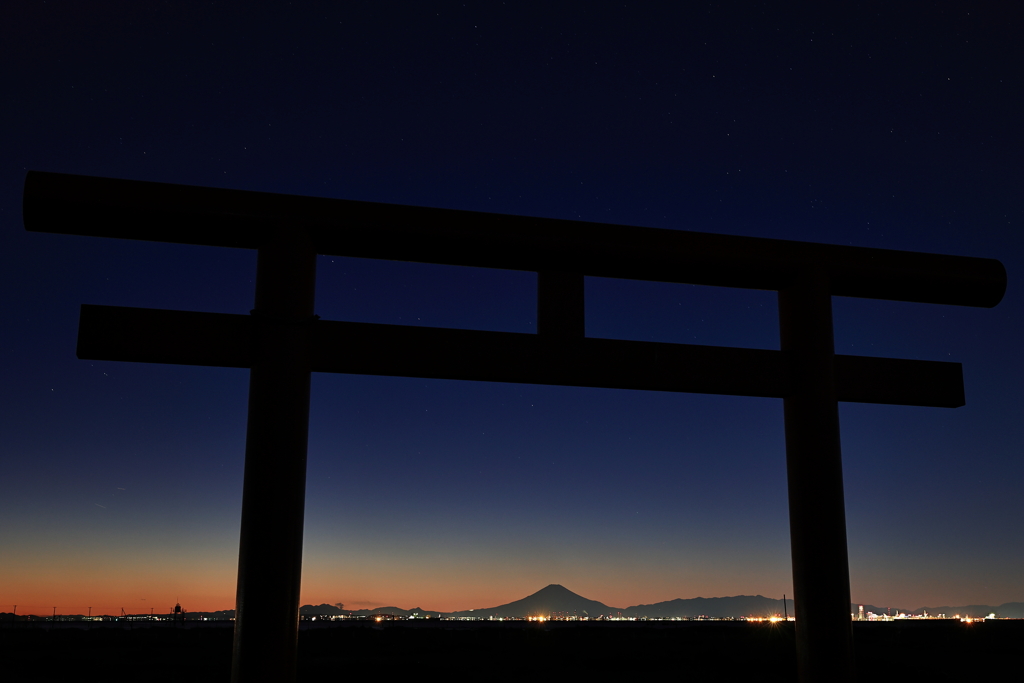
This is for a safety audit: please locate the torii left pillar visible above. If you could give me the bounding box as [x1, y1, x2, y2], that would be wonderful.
[232, 227, 317, 683]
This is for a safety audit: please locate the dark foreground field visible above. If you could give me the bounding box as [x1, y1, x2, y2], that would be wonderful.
[3, 620, 1020, 681]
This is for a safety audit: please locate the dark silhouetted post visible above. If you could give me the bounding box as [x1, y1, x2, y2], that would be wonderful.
[231, 228, 317, 683]
[538, 271, 585, 339]
[779, 268, 854, 682]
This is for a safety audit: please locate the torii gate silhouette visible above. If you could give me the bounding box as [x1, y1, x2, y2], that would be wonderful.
[24, 171, 1005, 683]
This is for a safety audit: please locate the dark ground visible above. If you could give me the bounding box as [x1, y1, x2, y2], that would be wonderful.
[3, 620, 1020, 681]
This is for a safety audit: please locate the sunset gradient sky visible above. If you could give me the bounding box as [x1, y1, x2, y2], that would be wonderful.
[2, 3, 1022, 616]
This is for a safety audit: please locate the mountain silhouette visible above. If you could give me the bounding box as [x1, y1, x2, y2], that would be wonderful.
[344, 605, 431, 617]
[621, 595, 791, 619]
[299, 603, 347, 616]
[448, 584, 618, 618]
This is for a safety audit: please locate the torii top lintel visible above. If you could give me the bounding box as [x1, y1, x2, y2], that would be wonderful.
[24, 171, 1005, 309]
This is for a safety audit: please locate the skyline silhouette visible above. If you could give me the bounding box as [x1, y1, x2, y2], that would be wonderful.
[8, 582, 1024, 621]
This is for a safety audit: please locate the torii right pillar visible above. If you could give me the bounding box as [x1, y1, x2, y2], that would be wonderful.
[780, 267, 854, 682]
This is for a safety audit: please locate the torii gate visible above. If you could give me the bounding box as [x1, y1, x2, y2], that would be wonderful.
[24, 171, 1005, 682]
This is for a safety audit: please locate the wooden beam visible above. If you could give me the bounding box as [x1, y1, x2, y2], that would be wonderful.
[29, 171, 1005, 308]
[77, 304, 965, 407]
[77, 304, 253, 368]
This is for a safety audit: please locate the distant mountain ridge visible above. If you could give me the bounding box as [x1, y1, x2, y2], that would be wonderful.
[621, 595, 794, 619]
[2, 591, 1020, 620]
[303, 586, 1024, 620]
[343, 605, 433, 617]
[324, 585, 797, 619]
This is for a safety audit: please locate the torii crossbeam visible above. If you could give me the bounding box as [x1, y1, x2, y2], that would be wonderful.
[24, 171, 1005, 683]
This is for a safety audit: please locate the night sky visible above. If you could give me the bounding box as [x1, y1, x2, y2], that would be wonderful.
[2, 3, 1021, 617]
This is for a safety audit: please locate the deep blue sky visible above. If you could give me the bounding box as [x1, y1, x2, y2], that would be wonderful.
[2, 2, 1021, 615]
